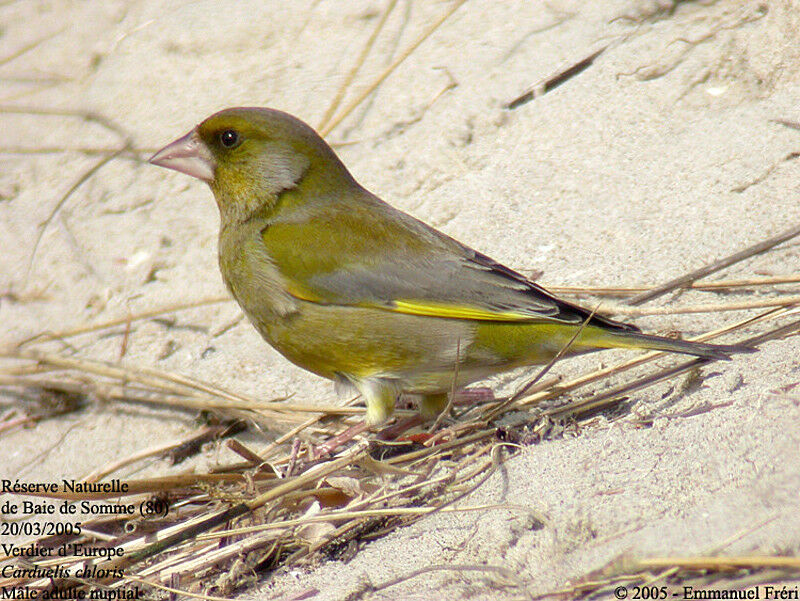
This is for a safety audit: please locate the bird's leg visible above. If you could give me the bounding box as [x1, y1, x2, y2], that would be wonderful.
[359, 379, 398, 425]
[419, 388, 495, 420]
[419, 392, 449, 420]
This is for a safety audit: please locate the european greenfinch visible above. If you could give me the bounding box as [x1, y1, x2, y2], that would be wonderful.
[150, 107, 748, 424]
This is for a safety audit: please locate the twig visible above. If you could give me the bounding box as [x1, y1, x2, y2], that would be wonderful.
[0, 414, 40, 434]
[25, 150, 125, 281]
[0, 29, 66, 67]
[313, 421, 370, 459]
[628, 223, 800, 305]
[506, 45, 606, 109]
[370, 563, 521, 594]
[200, 502, 518, 540]
[82, 430, 225, 483]
[126, 576, 246, 601]
[319, 0, 467, 136]
[422, 444, 503, 520]
[317, 0, 398, 131]
[1, 349, 282, 410]
[225, 439, 264, 466]
[0, 106, 136, 281]
[0, 145, 150, 157]
[606, 295, 800, 316]
[547, 274, 800, 296]
[634, 555, 800, 570]
[0, 105, 133, 141]
[13, 295, 230, 348]
[771, 119, 800, 132]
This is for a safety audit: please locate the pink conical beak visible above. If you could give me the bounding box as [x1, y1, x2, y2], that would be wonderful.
[149, 129, 216, 182]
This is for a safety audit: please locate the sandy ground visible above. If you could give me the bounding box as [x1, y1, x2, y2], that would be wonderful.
[2, 0, 800, 599]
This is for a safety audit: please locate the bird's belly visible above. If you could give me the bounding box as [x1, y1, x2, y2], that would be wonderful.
[257, 301, 477, 387]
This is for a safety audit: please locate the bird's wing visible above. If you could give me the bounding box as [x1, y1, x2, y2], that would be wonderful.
[260, 193, 636, 331]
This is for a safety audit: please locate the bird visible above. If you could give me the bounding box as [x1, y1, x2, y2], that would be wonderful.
[149, 107, 750, 425]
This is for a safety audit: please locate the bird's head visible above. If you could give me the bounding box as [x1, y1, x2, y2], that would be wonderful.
[150, 107, 355, 223]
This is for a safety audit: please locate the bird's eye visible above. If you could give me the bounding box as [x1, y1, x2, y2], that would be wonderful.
[219, 129, 240, 148]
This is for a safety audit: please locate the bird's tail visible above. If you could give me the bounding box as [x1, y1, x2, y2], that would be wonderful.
[584, 327, 755, 361]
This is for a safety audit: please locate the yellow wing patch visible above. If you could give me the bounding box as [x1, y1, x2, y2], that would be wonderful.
[285, 283, 539, 322]
[387, 300, 531, 322]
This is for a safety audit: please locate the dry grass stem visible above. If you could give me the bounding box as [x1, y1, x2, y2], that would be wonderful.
[605, 294, 800, 316]
[537, 553, 800, 599]
[628, 222, 800, 305]
[13, 295, 230, 347]
[319, 0, 467, 137]
[82, 431, 224, 483]
[548, 273, 800, 296]
[317, 0, 399, 131]
[635, 555, 800, 570]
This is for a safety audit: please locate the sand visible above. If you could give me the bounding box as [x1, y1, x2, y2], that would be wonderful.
[2, 1, 799, 599]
